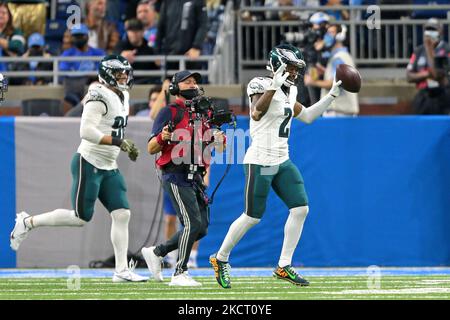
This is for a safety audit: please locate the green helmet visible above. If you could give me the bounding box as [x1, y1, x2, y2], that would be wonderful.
[98, 55, 134, 91]
[266, 44, 306, 86]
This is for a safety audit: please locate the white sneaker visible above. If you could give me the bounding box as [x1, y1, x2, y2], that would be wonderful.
[10, 211, 31, 251]
[169, 271, 202, 287]
[112, 259, 148, 283]
[141, 246, 163, 282]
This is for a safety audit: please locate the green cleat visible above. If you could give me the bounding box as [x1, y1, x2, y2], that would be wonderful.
[273, 265, 310, 286]
[209, 253, 231, 289]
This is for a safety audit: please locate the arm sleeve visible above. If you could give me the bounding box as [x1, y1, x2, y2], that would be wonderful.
[80, 100, 107, 144]
[192, 0, 209, 50]
[149, 106, 173, 141]
[295, 94, 335, 124]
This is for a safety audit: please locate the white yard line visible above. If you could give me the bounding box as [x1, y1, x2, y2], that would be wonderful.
[330, 288, 450, 295]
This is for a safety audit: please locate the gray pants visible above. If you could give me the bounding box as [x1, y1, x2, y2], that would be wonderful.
[154, 181, 209, 275]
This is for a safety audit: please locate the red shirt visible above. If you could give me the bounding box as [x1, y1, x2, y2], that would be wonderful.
[150, 98, 215, 170]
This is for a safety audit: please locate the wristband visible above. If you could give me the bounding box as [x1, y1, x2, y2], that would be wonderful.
[111, 137, 123, 147]
[156, 133, 167, 146]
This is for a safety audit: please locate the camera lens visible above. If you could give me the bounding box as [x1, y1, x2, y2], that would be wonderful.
[197, 97, 211, 112]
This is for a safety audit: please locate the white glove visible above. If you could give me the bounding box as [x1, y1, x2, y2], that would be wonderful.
[329, 77, 342, 98]
[268, 62, 289, 91]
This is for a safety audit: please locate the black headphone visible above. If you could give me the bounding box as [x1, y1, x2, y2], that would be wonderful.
[168, 75, 179, 96]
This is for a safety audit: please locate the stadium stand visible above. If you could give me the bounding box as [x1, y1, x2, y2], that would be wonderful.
[21, 98, 64, 116]
[0, 1, 449, 116]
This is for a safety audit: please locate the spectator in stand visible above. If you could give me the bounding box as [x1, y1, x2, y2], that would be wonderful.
[407, 18, 450, 115]
[149, 78, 170, 120]
[265, 0, 299, 21]
[136, 0, 158, 49]
[22, 32, 52, 85]
[62, 0, 119, 54]
[0, 2, 25, 82]
[156, 0, 208, 71]
[324, 0, 349, 21]
[85, 0, 120, 52]
[305, 23, 359, 116]
[293, 0, 320, 21]
[7, 0, 46, 38]
[240, 0, 265, 22]
[60, 24, 105, 110]
[114, 18, 159, 84]
[136, 85, 161, 117]
[306, 11, 331, 104]
[125, 0, 162, 21]
[202, 0, 224, 55]
[106, 0, 122, 22]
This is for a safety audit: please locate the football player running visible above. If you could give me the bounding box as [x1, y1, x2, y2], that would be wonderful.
[10, 55, 147, 283]
[210, 44, 342, 288]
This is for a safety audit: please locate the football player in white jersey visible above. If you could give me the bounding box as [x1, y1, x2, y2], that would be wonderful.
[10, 55, 147, 283]
[210, 44, 342, 288]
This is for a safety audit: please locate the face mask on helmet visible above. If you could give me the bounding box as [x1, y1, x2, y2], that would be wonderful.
[284, 64, 303, 87]
[267, 45, 306, 87]
[267, 46, 306, 87]
[113, 69, 133, 91]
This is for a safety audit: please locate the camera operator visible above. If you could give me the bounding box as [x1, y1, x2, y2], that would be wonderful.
[407, 18, 450, 115]
[142, 70, 226, 286]
[283, 12, 331, 104]
[306, 12, 331, 104]
[305, 23, 359, 116]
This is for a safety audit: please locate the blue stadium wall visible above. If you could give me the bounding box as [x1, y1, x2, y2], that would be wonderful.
[0, 117, 16, 268]
[1, 116, 449, 267]
[204, 116, 450, 267]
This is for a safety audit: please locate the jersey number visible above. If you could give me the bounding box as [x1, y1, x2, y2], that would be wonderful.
[111, 116, 128, 139]
[279, 108, 292, 138]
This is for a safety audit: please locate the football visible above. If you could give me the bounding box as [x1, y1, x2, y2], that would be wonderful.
[336, 64, 362, 93]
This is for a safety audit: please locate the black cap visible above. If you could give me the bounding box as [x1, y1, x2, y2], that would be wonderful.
[172, 70, 202, 84]
[126, 18, 144, 31]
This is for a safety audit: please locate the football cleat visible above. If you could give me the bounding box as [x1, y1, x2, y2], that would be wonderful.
[10, 211, 31, 251]
[169, 271, 201, 287]
[141, 246, 164, 282]
[112, 259, 148, 283]
[273, 265, 310, 286]
[209, 253, 231, 289]
[112, 270, 148, 283]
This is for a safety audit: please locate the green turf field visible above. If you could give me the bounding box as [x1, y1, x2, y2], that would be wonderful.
[1, 275, 449, 300]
